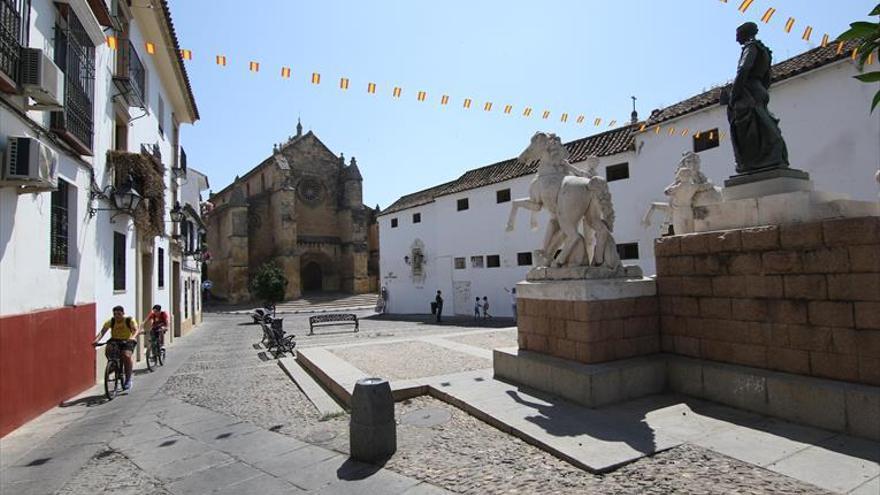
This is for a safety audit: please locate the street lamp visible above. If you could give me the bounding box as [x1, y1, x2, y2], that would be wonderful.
[169, 202, 185, 223]
[111, 179, 143, 213]
[88, 177, 143, 220]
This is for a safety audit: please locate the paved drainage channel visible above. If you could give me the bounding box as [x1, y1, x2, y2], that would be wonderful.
[400, 407, 453, 428]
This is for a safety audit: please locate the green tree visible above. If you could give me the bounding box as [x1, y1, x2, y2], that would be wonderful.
[838, 3, 880, 111]
[249, 261, 288, 305]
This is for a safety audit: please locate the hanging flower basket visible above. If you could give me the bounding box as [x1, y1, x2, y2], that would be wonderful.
[107, 150, 167, 238]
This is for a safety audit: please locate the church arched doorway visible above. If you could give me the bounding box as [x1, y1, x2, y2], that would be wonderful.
[301, 262, 323, 292]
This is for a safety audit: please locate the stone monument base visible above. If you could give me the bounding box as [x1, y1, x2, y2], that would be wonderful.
[695, 176, 879, 233]
[722, 168, 811, 201]
[515, 275, 658, 365]
[494, 348, 665, 407]
[493, 349, 880, 440]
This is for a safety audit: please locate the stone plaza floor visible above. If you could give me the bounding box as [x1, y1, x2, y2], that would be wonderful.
[1, 309, 877, 494]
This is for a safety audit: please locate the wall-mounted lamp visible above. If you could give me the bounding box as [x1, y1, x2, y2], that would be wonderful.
[88, 177, 143, 220]
[169, 201, 185, 223]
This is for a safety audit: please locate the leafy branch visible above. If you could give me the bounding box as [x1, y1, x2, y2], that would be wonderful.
[838, 3, 880, 111]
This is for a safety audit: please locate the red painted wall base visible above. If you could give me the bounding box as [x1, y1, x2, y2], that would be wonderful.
[0, 303, 96, 437]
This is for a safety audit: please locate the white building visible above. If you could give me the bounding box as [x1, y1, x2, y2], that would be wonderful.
[0, 0, 200, 437]
[379, 41, 880, 317]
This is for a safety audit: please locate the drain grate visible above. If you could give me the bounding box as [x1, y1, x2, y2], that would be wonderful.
[400, 407, 452, 428]
[304, 429, 338, 443]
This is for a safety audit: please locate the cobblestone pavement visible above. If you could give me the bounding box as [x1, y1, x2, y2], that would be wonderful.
[8, 309, 837, 494]
[56, 449, 171, 495]
[330, 341, 492, 380]
[151, 311, 832, 494]
[446, 328, 517, 350]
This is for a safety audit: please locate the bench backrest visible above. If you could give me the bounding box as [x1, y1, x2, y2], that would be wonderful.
[309, 313, 357, 324]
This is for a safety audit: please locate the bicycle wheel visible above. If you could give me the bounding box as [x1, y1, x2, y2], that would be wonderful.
[104, 361, 121, 400]
[145, 346, 154, 372]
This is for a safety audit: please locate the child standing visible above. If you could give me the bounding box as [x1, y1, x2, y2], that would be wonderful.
[474, 297, 481, 320]
[482, 296, 491, 319]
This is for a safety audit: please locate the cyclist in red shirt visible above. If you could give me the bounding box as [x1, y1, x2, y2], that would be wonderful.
[144, 304, 169, 350]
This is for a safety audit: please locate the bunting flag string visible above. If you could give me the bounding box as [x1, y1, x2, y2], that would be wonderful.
[99, 1, 876, 142]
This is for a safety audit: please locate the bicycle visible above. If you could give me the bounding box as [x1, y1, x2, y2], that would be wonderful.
[145, 327, 167, 371]
[93, 341, 125, 400]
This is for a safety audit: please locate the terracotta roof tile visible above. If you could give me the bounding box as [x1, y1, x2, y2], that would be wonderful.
[159, 0, 199, 121]
[647, 40, 858, 125]
[381, 124, 638, 215]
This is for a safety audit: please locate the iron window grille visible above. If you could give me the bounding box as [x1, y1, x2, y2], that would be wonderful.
[486, 255, 501, 268]
[390, 218, 398, 228]
[517, 252, 533, 266]
[693, 128, 720, 153]
[617, 242, 640, 260]
[112, 39, 145, 108]
[412, 212, 421, 224]
[113, 231, 126, 290]
[51, 7, 96, 155]
[0, 0, 29, 90]
[605, 163, 630, 182]
[454, 257, 466, 269]
[496, 188, 511, 203]
[50, 179, 69, 265]
[457, 198, 469, 211]
[158, 247, 164, 288]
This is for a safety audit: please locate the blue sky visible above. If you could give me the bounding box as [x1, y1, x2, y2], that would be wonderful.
[167, 0, 877, 209]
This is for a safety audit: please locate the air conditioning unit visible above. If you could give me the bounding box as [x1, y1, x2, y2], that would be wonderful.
[20, 48, 65, 108]
[1, 137, 59, 190]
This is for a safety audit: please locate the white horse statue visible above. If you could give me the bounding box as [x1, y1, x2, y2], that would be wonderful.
[506, 132, 621, 270]
[642, 151, 722, 235]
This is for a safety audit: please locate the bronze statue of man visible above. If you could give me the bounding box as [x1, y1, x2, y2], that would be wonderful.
[722, 22, 790, 174]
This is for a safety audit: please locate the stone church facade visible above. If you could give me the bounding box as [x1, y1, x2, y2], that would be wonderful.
[205, 123, 376, 303]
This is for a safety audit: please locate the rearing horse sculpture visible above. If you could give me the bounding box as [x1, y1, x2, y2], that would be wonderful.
[505, 132, 621, 270]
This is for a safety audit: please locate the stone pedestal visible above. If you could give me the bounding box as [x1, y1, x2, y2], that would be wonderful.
[695, 170, 879, 233]
[722, 168, 811, 201]
[514, 273, 658, 364]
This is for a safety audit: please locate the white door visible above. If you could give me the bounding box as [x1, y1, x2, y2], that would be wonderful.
[453, 281, 472, 316]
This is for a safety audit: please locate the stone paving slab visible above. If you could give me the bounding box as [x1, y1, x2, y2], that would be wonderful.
[279, 356, 346, 417]
[165, 460, 265, 494]
[299, 338, 880, 489]
[850, 476, 880, 495]
[692, 417, 838, 467]
[765, 435, 880, 494]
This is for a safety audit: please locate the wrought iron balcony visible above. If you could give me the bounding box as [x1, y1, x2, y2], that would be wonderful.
[0, 0, 29, 93]
[112, 39, 145, 108]
[172, 146, 187, 178]
[50, 9, 95, 156]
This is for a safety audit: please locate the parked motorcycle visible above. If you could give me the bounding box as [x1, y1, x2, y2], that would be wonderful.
[251, 303, 276, 324]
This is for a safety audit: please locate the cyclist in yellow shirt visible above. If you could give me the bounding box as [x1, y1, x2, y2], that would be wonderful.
[93, 305, 140, 390]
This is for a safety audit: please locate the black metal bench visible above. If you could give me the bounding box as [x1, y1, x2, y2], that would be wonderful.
[308, 313, 359, 336]
[260, 318, 296, 357]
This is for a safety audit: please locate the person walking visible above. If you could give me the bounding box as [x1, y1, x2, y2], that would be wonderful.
[505, 287, 518, 323]
[482, 296, 491, 319]
[435, 290, 444, 323]
[474, 297, 482, 321]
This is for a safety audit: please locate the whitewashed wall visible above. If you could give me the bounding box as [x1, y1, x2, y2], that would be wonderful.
[630, 58, 880, 275]
[0, 0, 105, 316]
[380, 58, 880, 315]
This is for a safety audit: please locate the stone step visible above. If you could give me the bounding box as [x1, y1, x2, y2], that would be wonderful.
[277, 357, 347, 418]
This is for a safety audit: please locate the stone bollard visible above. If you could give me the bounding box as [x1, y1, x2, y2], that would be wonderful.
[349, 377, 396, 463]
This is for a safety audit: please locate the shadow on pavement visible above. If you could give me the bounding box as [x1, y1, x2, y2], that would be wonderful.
[59, 394, 108, 408]
[364, 313, 516, 329]
[506, 389, 660, 456]
[335, 456, 386, 480]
